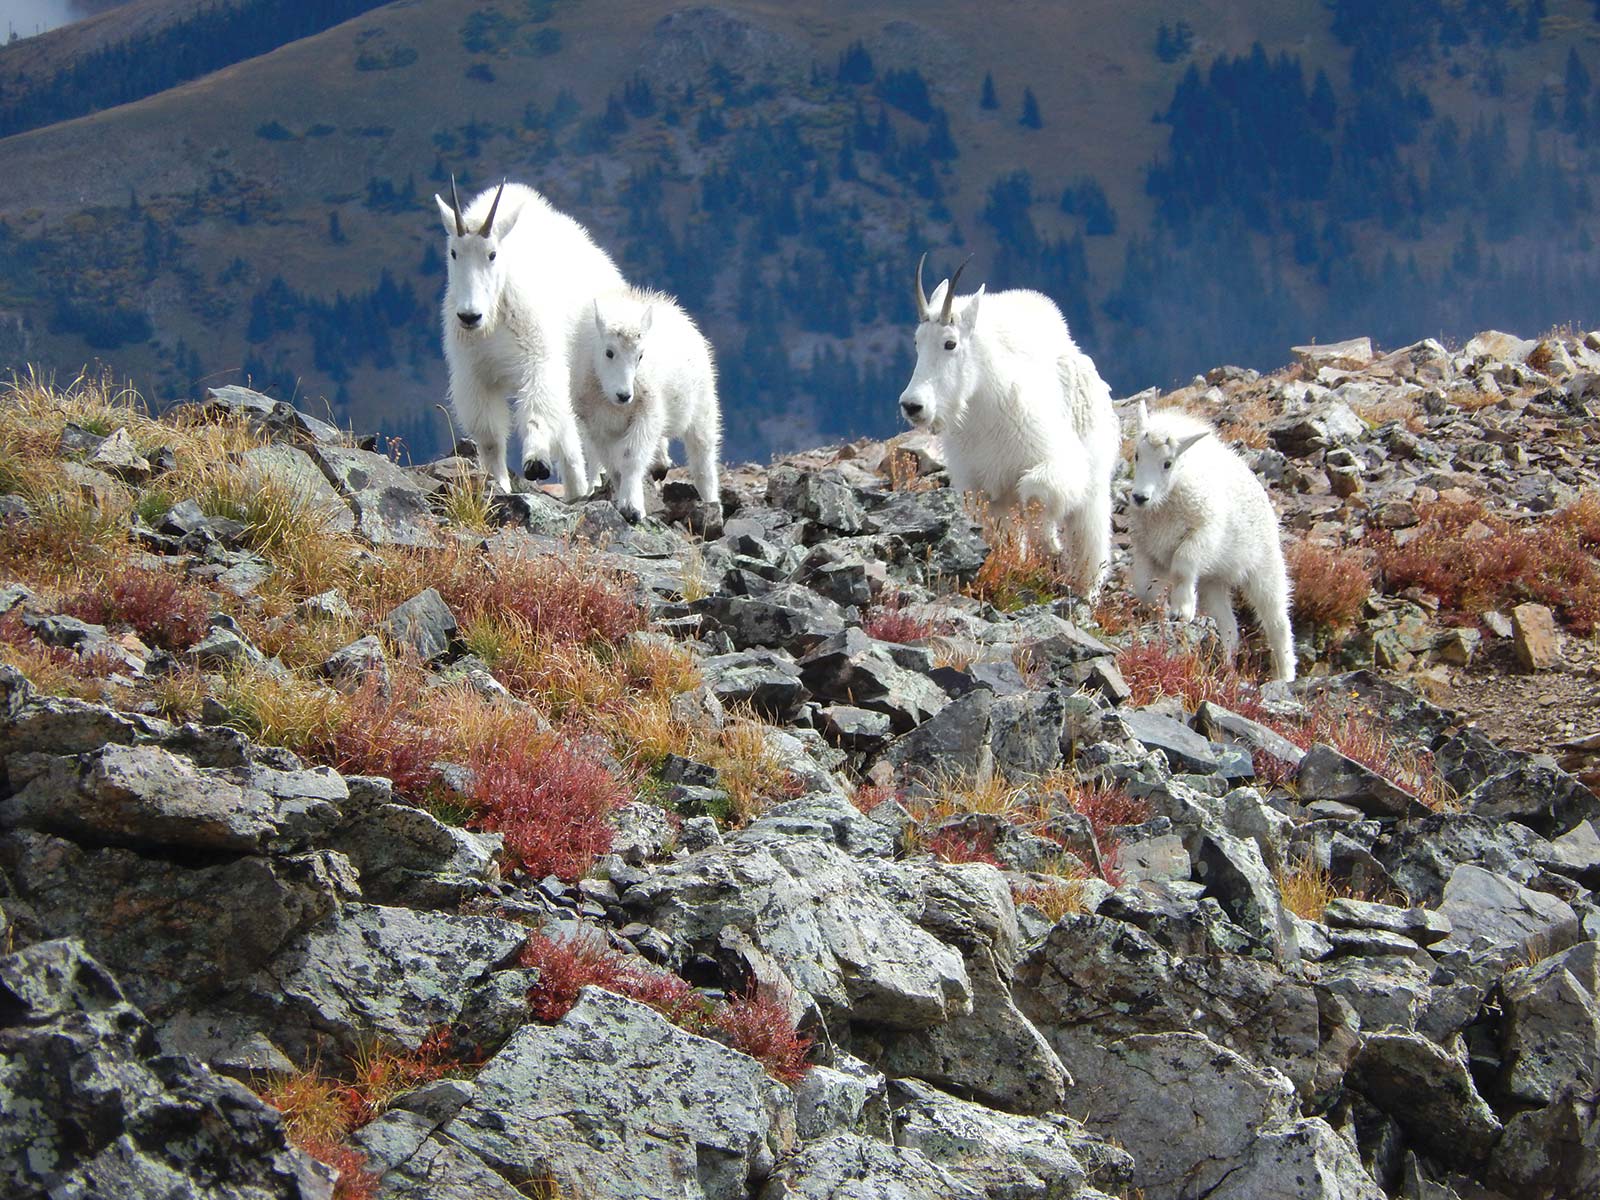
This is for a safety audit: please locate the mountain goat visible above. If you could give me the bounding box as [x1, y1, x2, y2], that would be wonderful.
[571, 287, 721, 523]
[899, 256, 1117, 599]
[435, 178, 625, 496]
[1126, 402, 1296, 682]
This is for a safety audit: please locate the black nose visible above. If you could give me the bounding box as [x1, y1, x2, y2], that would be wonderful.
[615, 391, 632, 404]
[524, 458, 551, 481]
[457, 312, 482, 328]
[1132, 492, 1149, 506]
[901, 401, 922, 417]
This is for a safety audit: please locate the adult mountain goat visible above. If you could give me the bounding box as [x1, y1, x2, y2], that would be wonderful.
[571, 287, 722, 524]
[435, 178, 624, 496]
[899, 256, 1117, 599]
[1126, 402, 1296, 682]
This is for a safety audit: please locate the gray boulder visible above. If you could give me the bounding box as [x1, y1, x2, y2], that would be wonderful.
[309, 444, 440, 547]
[382, 588, 458, 663]
[444, 988, 792, 1200]
[1500, 940, 1600, 1105]
[1206, 1118, 1385, 1200]
[1347, 1031, 1501, 1163]
[1435, 863, 1580, 960]
[758, 1132, 980, 1200]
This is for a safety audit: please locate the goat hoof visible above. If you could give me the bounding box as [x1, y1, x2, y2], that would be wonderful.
[619, 505, 642, 525]
[649, 464, 670, 482]
[523, 458, 551, 482]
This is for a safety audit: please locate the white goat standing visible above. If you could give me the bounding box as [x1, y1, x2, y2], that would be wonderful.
[898, 256, 1118, 599]
[571, 288, 721, 523]
[1126, 401, 1296, 682]
[435, 178, 624, 496]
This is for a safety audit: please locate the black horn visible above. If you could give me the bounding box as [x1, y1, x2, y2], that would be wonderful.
[479, 179, 507, 238]
[914, 252, 931, 322]
[448, 174, 466, 237]
[940, 254, 973, 324]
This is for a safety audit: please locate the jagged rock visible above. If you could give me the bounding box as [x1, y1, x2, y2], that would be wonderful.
[239, 445, 356, 534]
[766, 466, 865, 534]
[1435, 863, 1580, 959]
[444, 988, 792, 1200]
[0, 829, 355, 1017]
[320, 633, 386, 687]
[1316, 955, 1434, 1032]
[1076, 1031, 1297, 1200]
[1269, 401, 1367, 456]
[741, 791, 896, 859]
[246, 902, 527, 1056]
[1, 744, 343, 855]
[623, 839, 970, 1029]
[354, 1108, 525, 1200]
[799, 628, 948, 734]
[816, 703, 894, 749]
[1500, 940, 1600, 1105]
[758, 1132, 980, 1200]
[1376, 813, 1552, 903]
[86, 426, 151, 483]
[1197, 700, 1306, 776]
[1192, 827, 1300, 961]
[794, 1055, 887, 1141]
[0, 939, 331, 1200]
[1348, 1031, 1501, 1163]
[1207, 1118, 1386, 1200]
[1323, 898, 1452, 947]
[204, 384, 343, 445]
[1296, 743, 1430, 819]
[1489, 1085, 1600, 1199]
[1122, 707, 1250, 777]
[330, 799, 500, 906]
[879, 689, 994, 783]
[700, 648, 808, 720]
[382, 588, 458, 662]
[1014, 913, 1330, 1096]
[890, 1077, 1132, 1198]
[1512, 602, 1561, 671]
[693, 584, 848, 654]
[864, 859, 1069, 1114]
[309, 444, 440, 547]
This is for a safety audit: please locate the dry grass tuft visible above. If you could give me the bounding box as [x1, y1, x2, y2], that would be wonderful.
[1274, 856, 1338, 921]
[212, 662, 347, 754]
[0, 612, 108, 698]
[1013, 878, 1087, 921]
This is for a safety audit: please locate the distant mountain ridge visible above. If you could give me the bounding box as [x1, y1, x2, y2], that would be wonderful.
[0, 0, 1597, 461]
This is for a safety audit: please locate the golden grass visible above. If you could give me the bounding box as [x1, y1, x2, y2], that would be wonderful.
[1274, 856, 1337, 921]
[256, 1066, 352, 1149]
[150, 665, 208, 722]
[435, 473, 495, 535]
[212, 662, 347, 753]
[0, 638, 106, 700]
[965, 510, 1075, 611]
[1013, 878, 1086, 921]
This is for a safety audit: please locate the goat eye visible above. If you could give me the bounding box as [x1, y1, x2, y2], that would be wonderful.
[1163, 459, 1173, 471]
[449, 249, 456, 260]
[488, 251, 496, 262]
[605, 349, 614, 359]
[944, 339, 957, 351]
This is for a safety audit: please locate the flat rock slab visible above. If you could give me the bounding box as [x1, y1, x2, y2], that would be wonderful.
[310, 444, 440, 547]
[757, 1132, 980, 1200]
[1348, 1030, 1501, 1163]
[1436, 863, 1580, 959]
[444, 988, 791, 1200]
[1295, 743, 1430, 819]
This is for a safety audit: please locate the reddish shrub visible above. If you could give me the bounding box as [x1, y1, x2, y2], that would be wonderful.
[469, 737, 626, 881]
[521, 931, 706, 1027]
[1117, 638, 1263, 719]
[714, 989, 813, 1084]
[1377, 498, 1600, 633]
[63, 566, 212, 650]
[1097, 839, 1124, 888]
[924, 825, 1002, 866]
[1285, 540, 1372, 632]
[296, 1138, 381, 1200]
[862, 595, 952, 644]
[325, 672, 450, 797]
[1069, 783, 1150, 846]
[850, 782, 901, 814]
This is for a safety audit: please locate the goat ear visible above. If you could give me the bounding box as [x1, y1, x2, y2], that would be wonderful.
[1136, 399, 1149, 432]
[434, 195, 458, 238]
[592, 299, 606, 337]
[1175, 430, 1209, 458]
[959, 285, 984, 332]
[639, 304, 654, 338]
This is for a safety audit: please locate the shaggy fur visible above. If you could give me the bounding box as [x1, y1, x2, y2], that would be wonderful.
[899, 277, 1118, 599]
[1126, 403, 1296, 681]
[571, 287, 721, 523]
[435, 181, 625, 497]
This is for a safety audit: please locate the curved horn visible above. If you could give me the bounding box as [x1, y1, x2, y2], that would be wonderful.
[914, 252, 931, 323]
[940, 254, 974, 324]
[479, 179, 507, 238]
[448, 174, 466, 237]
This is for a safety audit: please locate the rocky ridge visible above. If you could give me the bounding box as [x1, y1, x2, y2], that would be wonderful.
[1, 329, 1599, 1200]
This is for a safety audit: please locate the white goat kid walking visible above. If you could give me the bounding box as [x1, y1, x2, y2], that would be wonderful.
[1126, 402, 1296, 682]
[572, 288, 721, 524]
[899, 256, 1118, 600]
[435, 178, 624, 497]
